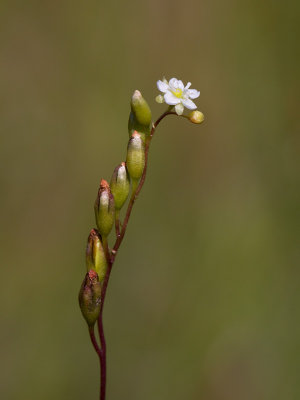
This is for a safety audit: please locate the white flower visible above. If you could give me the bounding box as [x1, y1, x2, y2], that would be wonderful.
[156, 77, 200, 115]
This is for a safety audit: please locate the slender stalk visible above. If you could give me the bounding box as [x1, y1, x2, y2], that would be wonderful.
[91, 109, 177, 400]
[115, 209, 120, 238]
[96, 258, 113, 400]
[97, 243, 112, 400]
[152, 110, 177, 137]
[98, 314, 107, 400]
[89, 326, 103, 399]
[89, 326, 101, 358]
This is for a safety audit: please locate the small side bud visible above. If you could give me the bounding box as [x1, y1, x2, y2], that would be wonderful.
[126, 132, 145, 181]
[94, 179, 115, 237]
[86, 229, 107, 282]
[78, 270, 102, 327]
[155, 94, 164, 104]
[130, 90, 152, 134]
[110, 162, 130, 210]
[188, 110, 204, 124]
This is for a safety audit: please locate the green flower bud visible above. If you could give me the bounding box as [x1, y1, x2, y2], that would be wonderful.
[188, 110, 204, 124]
[130, 90, 152, 133]
[110, 162, 130, 210]
[94, 179, 115, 237]
[126, 132, 145, 181]
[128, 111, 147, 140]
[86, 229, 107, 282]
[78, 270, 102, 327]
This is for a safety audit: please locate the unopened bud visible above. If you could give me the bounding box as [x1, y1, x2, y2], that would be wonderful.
[189, 110, 204, 124]
[78, 270, 102, 327]
[94, 179, 115, 237]
[128, 111, 147, 140]
[86, 229, 107, 282]
[126, 132, 145, 181]
[130, 90, 152, 133]
[155, 94, 164, 104]
[110, 162, 130, 210]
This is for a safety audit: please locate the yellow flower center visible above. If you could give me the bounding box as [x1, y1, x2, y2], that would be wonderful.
[171, 88, 183, 98]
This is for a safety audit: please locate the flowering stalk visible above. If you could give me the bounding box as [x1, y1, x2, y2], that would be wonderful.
[78, 78, 204, 400]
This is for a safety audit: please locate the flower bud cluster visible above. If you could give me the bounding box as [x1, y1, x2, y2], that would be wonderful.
[79, 83, 204, 329]
[79, 90, 151, 328]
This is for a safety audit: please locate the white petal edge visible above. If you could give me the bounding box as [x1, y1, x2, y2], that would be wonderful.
[164, 91, 180, 105]
[177, 80, 184, 90]
[169, 78, 178, 89]
[182, 98, 197, 110]
[187, 89, 200, 99]
[185, 82, 192, 89]
[175, 103, 184, 115]
[157, 80, 169, 93]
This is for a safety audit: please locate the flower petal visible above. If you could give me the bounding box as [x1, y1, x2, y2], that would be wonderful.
[185, 82, 192, 89]
[169, 78, 177, 85]
[169, 78, 178, 89]
[175, 103, 184, 115]
[182, 98, 197, 110]
[187, 89, 200, 99]
[164, 91, 180, 105]
[177, 80, 184, 90]
[157, 80, 169, 93]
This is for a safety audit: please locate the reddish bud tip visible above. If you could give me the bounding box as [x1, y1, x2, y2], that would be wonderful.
[100, 179, 110, 191]
[132, 131, 140, 139]
[88, 269, 98, 281]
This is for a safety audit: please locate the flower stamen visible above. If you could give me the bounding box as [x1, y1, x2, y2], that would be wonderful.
[172, 88, 183, 98]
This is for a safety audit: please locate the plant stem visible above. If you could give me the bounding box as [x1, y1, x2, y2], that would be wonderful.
[97, 254, 112, 400]
[98, 313, 107, 400]
[89, 326, 101, 358]
[115, 209, 120, 238]
[90, 109, 177, 400]
[89, 327, 103, 399]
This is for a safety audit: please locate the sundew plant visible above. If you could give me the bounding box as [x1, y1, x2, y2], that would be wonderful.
[78, 78, 204, 400]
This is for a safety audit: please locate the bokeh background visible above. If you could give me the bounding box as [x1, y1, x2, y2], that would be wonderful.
[1, 1, 299, 399]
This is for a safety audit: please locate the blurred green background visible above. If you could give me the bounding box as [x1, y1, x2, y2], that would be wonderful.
[1, 1, 299, 399]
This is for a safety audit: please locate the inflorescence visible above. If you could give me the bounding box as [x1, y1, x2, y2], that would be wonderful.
[78, 78, 204, 400]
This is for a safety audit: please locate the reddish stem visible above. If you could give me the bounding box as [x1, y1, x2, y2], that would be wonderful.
[89, 326, 101, 358]
[97, 259, 112, 400]
[91, 109, 177, 400]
